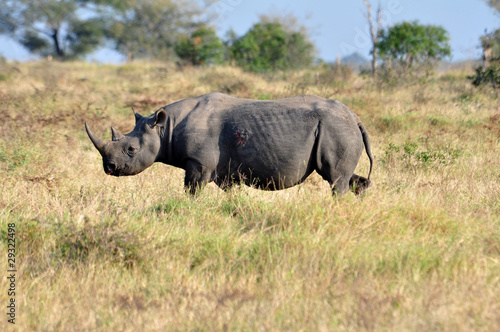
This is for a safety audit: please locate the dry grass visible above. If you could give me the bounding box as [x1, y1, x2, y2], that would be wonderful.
[0, 61, 499, 331]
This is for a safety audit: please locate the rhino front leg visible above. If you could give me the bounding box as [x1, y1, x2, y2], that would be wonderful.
[184, 160, 212, 195]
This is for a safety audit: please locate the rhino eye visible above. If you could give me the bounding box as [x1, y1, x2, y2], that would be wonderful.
[127, 146, 137, 154]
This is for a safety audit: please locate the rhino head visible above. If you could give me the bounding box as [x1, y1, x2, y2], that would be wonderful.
[85, 109, 167, 176]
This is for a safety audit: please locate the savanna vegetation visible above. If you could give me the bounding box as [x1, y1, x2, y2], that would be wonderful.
[0, 59, 498, 330]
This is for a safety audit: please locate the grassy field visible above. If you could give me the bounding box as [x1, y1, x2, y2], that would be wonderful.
[0, 61, 499, 331]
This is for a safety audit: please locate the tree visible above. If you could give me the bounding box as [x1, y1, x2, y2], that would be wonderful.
[484, 0, 500, 12]
[467, 2, 500, 88]
[363, 0, 383, 77]
[104, 0, 205, 62]
[480, 0, 500, 66]
[0, 0, 105, 59]
[376, 21, 451, 71]
[230, 20, 314, 72]
[469, 28, 500, 89]
[480, 29, 500, 67]
[284, 31, 315, 70]
[175, 27, 224, 66]
[256, 13, 315, 71]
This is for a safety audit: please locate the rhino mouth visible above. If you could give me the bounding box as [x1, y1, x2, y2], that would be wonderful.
[106, 168, 141, 177]
[103, 164, 122, 176]
[104, 168, 119, 176]
[104, 161, 128, 176]
[106, 168, 129, 176]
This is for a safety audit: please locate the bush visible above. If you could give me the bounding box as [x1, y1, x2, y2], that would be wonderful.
[230, 22, 314, 73]
[175, 27, 224, 66]
[468, 60, 500, 89]
[383, 141, 461, 171]
[317, 64, 354, 85]
[199, 71, 251, 94]
[377, 60, 435, 87]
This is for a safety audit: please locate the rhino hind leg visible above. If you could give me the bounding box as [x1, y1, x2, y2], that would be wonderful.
[315, 145, 361, 197]
[316, 165, 351, 197]
[349, 173, 371, 195]
[332, 177, 350, 197]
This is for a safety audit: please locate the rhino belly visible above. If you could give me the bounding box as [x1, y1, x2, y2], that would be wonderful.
[221, 133, 317, 190]
[238, 164, 314, 190]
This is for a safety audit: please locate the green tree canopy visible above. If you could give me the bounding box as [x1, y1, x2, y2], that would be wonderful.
[471, 28, 500, 89]
[229, 21, 315, 72]
[0, 0, 105, 59]
[485, 0, 500, 12]
[104, 0, 205, 62]
[481, 29, 500, 57]
[175, 26, 223, 66]
[481, 0, 500, 59]
[376, 21, 451, 69]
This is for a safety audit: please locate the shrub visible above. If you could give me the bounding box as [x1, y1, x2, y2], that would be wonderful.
[230, 22, 314, 73]
[468, 60, 500, 89]
[175, 27, 224, 66]
[53, 218, 143, 268]
[383, 141, 461, 171]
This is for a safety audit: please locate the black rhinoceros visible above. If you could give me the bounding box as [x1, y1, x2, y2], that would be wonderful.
[85, 93, 373, 196]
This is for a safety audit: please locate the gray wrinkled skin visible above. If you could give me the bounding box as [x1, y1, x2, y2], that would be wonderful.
[86, 93, 373, 196]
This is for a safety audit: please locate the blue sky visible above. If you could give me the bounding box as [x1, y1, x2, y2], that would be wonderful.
[1, 0, 498, 63]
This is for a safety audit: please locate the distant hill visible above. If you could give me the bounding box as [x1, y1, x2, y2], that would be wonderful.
[341, 52, 369, 65]
[436, 59, 482, 72]
[339, 52, 370, 72]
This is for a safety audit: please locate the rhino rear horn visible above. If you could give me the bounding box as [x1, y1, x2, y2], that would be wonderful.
[85, 122, 105, 155]
[131, 107, 143, 123]
[111, 126, 125, 141]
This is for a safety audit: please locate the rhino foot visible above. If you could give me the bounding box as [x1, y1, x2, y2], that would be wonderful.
[349, 174, 371, 195]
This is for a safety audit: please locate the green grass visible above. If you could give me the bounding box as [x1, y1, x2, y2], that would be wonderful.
[0, 62, 499, 331]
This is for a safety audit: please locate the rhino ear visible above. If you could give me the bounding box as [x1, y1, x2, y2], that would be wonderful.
[151, 109, 167, 128]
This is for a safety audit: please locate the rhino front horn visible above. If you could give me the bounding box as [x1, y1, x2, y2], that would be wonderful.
[85, 122, 105, 154]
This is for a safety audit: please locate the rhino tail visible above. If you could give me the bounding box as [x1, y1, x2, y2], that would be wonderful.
[358, 122, 373, 180]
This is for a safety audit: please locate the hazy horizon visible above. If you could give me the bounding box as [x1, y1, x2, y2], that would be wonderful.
[1, 0, 498, 64]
